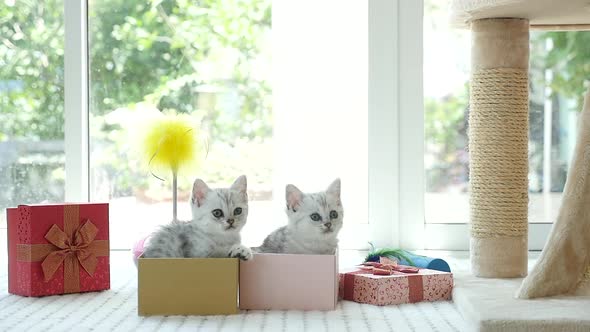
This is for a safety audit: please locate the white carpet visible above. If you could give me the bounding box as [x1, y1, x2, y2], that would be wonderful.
[0, 251, 468, 332]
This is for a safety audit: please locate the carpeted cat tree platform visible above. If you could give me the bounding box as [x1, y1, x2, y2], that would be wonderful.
[451, 1, 590, 331]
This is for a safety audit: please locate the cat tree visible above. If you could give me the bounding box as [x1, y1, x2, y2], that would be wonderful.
[451, 0, 590, 292]
[518, 89, 590, 299]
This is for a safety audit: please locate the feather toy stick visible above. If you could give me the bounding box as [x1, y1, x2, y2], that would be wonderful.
[139, 111, 204, 221]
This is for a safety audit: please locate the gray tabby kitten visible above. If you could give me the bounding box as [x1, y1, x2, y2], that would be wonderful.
[142, 175, 253, 260]
[255, 179, 343, 255]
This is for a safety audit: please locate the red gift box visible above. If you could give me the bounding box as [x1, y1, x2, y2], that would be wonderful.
[339, 266, 453, 306]
[7, 203, 110, 297]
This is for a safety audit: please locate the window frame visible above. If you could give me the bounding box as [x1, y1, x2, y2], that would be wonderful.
[418, 2, 551, 250]
[62, 0, 549, 251]
[370, 0, 552, 251]
[367, 0, 401, 249]
[367, 0, 426, 250]
[60, 0, 428, 250]
[64, 0, 90, 203]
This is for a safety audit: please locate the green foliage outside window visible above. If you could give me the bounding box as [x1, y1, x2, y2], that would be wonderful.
[1, 1, 588, 203]
[0, 0, 272, 203]
[425, 31, 590, 193]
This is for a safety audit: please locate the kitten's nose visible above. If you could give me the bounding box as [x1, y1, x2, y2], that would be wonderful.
[325, 222, 332, 229]
[227, 219, 235, 225]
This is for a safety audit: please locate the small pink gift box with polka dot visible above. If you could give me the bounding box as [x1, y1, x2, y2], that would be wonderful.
[7, 203, 110, 297]
[339, 267, 453, 306]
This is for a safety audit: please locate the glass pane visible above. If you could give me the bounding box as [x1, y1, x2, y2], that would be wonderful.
[423, 0, 589, 224]
[528, 31, 589, 223]
[423, 0, 470, 224]
[89, 0, 273, 248]
[0, 1, 65, 228]
[89, 0, 368, 249]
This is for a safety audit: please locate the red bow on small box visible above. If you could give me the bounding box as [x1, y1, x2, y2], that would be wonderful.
[357, 257, 420, 275]
[41, 220, 103, 282]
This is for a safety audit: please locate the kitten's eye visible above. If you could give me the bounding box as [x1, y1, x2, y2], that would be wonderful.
[233, 207, 242, 215]
[330, 210, 338, 219]
[310, 213, 322, 221]
[212, 209, 224, 218]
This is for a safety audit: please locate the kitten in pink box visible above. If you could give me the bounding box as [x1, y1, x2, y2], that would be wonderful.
[254, 179, 343, 255]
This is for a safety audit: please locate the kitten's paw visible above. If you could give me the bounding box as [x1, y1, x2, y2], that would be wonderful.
[228, 244, 253, 261]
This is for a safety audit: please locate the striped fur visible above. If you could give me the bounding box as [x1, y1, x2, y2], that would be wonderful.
[255, 179, 343, 255]
[142, 175, 252, 260]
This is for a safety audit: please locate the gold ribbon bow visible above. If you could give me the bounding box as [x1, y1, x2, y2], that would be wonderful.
[16, 205, 109, 293]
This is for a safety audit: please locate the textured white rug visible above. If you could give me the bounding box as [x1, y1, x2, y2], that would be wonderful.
[0, 251, 467, 332]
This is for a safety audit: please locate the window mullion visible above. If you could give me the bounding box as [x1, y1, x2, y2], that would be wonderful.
[64, 0, 90, 202]
[398, 0, 425, 249]
[368, 0, 400, 248]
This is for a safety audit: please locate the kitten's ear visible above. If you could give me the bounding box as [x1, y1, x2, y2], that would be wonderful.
[286, 184, 303, 211]
[192, 178, 210, 207]
[230, 175, 247, 194]
[326, 178, 341, 200]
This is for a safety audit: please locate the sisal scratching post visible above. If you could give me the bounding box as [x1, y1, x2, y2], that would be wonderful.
[517, 88, 590, 299]
[469, 19, 529, 278]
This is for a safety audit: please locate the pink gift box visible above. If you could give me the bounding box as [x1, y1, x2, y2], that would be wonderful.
[339, 267, 453, 305]
[239, 253, 338, 310]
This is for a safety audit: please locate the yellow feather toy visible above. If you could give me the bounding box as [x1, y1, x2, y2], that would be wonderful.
[139, 111, 204, 221]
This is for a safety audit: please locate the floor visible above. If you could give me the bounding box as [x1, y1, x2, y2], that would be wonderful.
[0, 230, 469, 332]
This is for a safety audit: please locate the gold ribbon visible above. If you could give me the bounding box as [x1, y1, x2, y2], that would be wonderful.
[16, 205, 109, 293]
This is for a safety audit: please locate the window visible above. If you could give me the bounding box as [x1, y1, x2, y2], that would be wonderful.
[423, 0, 470, 225]
[423, 0, 590, 249]
[88, 0, 368, 249]
[88, 0, 273, 248]
[15, 1, 576, 251]
[0, 1, 65, 227]
[0, 1, 369, 249]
